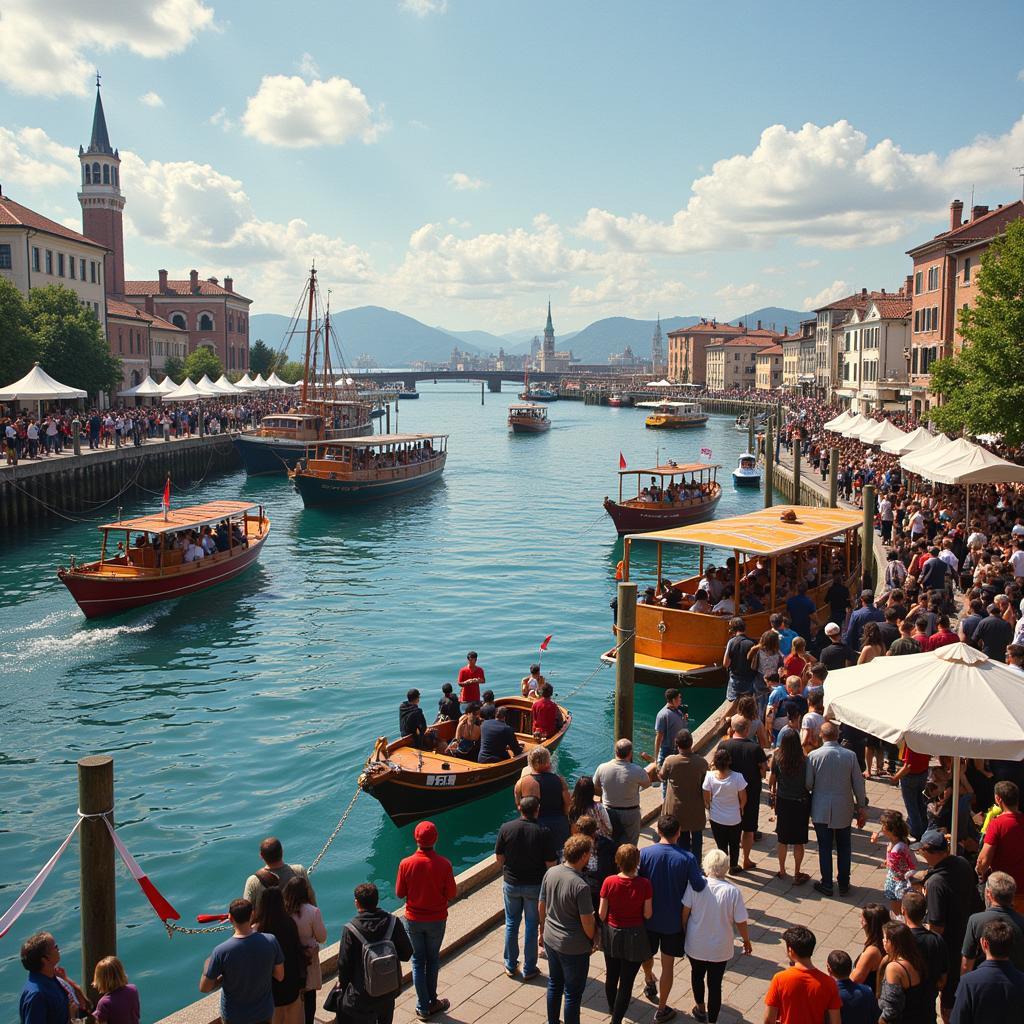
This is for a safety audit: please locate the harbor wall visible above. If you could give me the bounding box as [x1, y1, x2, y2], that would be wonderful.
[0, 435, 240, 531]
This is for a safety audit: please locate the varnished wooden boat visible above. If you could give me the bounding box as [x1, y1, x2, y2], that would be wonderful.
[637, 400, 708, 429]
[603, 462, 721, 534]
[602, 505, 863, 686]
[58, 500, 269, 618]
[359, 696, 571, 825]
[508, 402, 551, 433]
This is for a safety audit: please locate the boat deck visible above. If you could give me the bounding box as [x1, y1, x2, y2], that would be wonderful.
[389, 731, 544, 771]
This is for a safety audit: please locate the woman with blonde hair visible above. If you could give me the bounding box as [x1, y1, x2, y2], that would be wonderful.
[92, 956, 140, 1024]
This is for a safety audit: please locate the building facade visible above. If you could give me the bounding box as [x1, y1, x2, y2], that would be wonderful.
[834, 296, 911, 414]
[666, 320, 743, 384]
[106, 298, 188, 386]
[704, 336, 776, 390]
[755, 344, 784, 390]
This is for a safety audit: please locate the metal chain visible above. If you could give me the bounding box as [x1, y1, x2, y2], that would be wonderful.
[307, 784, 363, 875]
[560, 629, 635, 701]
[165, 918, 231, 937]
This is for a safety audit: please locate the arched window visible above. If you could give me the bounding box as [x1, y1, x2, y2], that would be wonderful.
[228, 314, 234, 333]
[170, 312, 187, 330]
[84, 164, 91, 185]
[112, 167, 119, 186]
[198, 312, 214, 332]
[131, 370, 141, 387]
[102, 165, 110, 185]
[92, 162, 100, 183]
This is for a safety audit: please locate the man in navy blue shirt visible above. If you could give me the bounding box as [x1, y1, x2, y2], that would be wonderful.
[785, 581, 817, 640]
[639, 815, 707, 1023]
[19, 933, 70, 1024]
[951, 919, 1024, 1023]
[827, 949, 879, 1024]
[844, 590, 884, 651]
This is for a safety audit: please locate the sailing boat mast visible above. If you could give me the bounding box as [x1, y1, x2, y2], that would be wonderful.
[301, 264, 316, 406]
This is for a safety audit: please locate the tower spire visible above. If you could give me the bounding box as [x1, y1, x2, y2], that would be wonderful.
[87, 75, 113, 155]
[545, 299, 553, 332]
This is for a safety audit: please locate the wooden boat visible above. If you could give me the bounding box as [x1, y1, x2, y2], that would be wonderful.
[637, 400, 708, 429]
[290, 433, 447, 506]
[604, 462, 721, 534]
[517, 368, 558, 402]
[358, 695, 571, 825]
[508, 402, 551, 433]
[58, 501, 269, 618]
[601, 505, 863, 686]
[732, 453, 762, 488]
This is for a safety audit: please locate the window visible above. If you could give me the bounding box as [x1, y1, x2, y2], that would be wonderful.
[198, 313, 214, 331]
[102, 165, 110, 185]
[228, 314, 234, 333]
[45, 250, 53, 274]
[57, 253, 65, 277]
[914, 272, 922, 294]
[927, 266, 939, 290]
[963, 257, 971, 284]
[0, 243, 11, 270]
[80, 258, 86, 280]
[171, 313, 187, 329]
[84, 164, 91, 184]
[69, 256, 76, 279]
[31, 247, 40, 272]
[912, 348, 919, 373]
[932, 306, 939, 331]
[112, 167, 119, 186]
[92, 162, 100, 183]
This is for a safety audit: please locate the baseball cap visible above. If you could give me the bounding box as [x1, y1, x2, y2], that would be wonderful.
[825, 622, 841, 636]
[911, 828, 948, 852]
[414, 821, 438, 847]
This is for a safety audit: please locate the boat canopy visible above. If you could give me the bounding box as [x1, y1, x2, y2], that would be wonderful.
[627, 504, 863, 557]
[620, 462, 719, 477]
[99, 500, 260, 536]
[306, 432, 447, 449]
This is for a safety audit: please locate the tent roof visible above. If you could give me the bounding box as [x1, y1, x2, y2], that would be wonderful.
[823, 410, 855, 432]
[235, 373, 256, 389]
[265, 372, 290, 388]
[250, 373, 270, 389]
[213, 374, 241, 395]
[859, 419, 906, 447]
[194, 375, 223, 398]
[825, 643, 1024, 759]
[900, 433, 955, 474]
[156, 376, 179, 394]
[162, 378, 201, 401]
[880, 424, 934, 455]
[839, 414, 873, 439]
[901, 436, 1024, 485]
[0, 362, 87, 401]
[117, 375, 164, 397]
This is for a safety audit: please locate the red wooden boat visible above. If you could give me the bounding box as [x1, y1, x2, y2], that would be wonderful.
[604, 462, 721, 534]
[58, 500, 270, 618]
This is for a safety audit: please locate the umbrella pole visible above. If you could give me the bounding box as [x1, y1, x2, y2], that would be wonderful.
[965, 484, 970, 530]
[951, 756, 961, 855]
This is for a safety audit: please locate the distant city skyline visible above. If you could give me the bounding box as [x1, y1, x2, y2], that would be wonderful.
[1, 0, 1022, 332]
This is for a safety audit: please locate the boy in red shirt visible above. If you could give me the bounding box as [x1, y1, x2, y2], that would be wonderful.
[531, 683, 561, 739]
[978, 781, 1024, 912]
[457, 651, 485, 705]
[764, 925, 841, 1024]
[396, 821, 457, 1021]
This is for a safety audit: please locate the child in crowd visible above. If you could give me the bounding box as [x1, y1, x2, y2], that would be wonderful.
[870, 810, 917, 918]
[92, 956, 140, 1024]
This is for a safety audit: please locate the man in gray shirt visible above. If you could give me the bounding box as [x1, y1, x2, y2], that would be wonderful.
[806, 721, 867, 898]
[593, 738, 658, 845]
[242, 836, 315, 913]
[539, 835, 596, 1024]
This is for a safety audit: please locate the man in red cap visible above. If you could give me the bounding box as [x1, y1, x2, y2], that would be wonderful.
[395, 821, 457, 1021]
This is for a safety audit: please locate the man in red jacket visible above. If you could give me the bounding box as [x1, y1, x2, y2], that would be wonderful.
[396, 821, 457, 1021]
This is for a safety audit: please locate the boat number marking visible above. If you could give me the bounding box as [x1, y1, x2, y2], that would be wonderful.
[426, 774, 456, 787]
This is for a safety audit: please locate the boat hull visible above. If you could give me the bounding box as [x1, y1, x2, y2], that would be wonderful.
[518, 392, 558, 402]
[645, 417, 709, 430]
[58, 533, 267, 619]
[509, 418, 550, 433]
[603, 490, 721, 534]
[233, 425, 372, 475]
[293, 463, 445, 506]
[732, 470, 762, 488]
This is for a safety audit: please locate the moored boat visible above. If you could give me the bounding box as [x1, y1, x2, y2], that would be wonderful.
[290, 432, 447, 507]
[603, 462, 721, 534]
[601, 505, 863, 686]
[358, 695, 571, 825]
[732, 453, 762, 488]
[637, 400, 708, 429]
[508, 402, 551, 433]
[58, 500, 269, 618]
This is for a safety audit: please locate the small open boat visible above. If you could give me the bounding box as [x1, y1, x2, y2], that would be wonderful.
[732, 453, 762, 488]
[604, 462, 721, 534]
[508, 403, 551, 433]
[637, 401, 708, 429]
[359, 695, 571, 825]
[58, 501, 269, 618]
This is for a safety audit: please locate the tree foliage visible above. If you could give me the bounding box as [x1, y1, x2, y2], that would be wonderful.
[161, 355, 185, 384]
[182, 346, 223, 381]
[27, 285, 121, 399]
[931, 219, 1024, 444]
[278, 360, 305, 384]
[0, 277, 37, 385]
[248, 339, 283, 376]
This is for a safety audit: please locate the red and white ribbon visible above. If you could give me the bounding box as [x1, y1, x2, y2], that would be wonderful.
[101, 817, 179, 922]
[0, 819, 81, 938]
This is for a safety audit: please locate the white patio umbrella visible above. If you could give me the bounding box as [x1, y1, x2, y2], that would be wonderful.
[0, 362, 87, 401]
[162, 378, 201, 402]
[823, 410, 855, 432]
[825, 643, 1024, 845]
[880, 425, 935, 456]
[235, 373, 256, 390]
[859, 419, 906, 448]
[156, 375, 180, 395]
[213, 374, 241, 395]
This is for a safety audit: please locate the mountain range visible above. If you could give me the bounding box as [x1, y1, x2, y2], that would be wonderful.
[249, 305, 810, 367]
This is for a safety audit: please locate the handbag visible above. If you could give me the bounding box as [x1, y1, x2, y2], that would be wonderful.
[323, 983, 342, 1013]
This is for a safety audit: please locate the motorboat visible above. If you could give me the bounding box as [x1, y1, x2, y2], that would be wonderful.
[732, 453, 762, 488]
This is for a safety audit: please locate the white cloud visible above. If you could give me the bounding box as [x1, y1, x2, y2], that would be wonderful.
[0, 0, 215, 96]
[715, 282, 767, 304]
[447, 172, 485, 191]
[242, 75, 380, 147]
[0, 126, 79, 188]
[803, 279, 850, 309]
[296, 52, 320, 79]
[139, 91, 164, 108]
[400, 0, 448, 16]
[578, 116, 1024, 255]
[207, 107, 233, 131]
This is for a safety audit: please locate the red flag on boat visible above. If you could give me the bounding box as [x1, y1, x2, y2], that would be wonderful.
[162, 477, 171, 510]
[619, 452, 627, 469]
[540, 634, 553, 651]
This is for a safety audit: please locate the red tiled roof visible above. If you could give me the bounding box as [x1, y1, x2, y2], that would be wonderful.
[872, 297, 912, 319]
[666, 322, 744, 336]
[907, 200, 1024, 256]
[0, 195, 106, 248]
[757, 344, 784, 356]
[721, 336, 778, 348]
[123, 278, 251, 301]
[106, 298, 186, 332]
[816, 290, 890, 312]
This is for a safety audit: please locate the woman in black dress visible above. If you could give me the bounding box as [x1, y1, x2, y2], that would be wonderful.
[769, 730, 810, 883]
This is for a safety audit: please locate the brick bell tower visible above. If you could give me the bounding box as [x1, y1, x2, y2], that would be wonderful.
[78, 74, 125, 295]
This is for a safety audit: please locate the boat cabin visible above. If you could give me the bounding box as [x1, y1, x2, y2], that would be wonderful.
[508, 403, 549, 421]
[299, 432, 448, 476]
[256, 413, 322, 440]
[609, 505, 864, 684]
[616, 462, 719, 507]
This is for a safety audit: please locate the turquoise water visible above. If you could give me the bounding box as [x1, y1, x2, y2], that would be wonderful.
[0, 387, 778, 1018]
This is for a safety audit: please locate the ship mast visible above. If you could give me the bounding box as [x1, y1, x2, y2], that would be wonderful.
[301, 264, 316, 406]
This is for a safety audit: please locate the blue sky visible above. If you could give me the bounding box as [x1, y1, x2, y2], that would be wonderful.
[1, 0, 1022, 335]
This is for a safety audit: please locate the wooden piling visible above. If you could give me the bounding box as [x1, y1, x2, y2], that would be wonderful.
[613, 581, 637, 744]
[764, 418, 774, 509]
[78, 755, 116, 1003]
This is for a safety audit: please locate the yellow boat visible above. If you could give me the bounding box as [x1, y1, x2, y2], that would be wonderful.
[636, 400, 709, 429]
[602, 504, 864, 686]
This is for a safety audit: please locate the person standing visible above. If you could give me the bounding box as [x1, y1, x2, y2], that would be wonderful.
[826, 950, 879, 1024]
[457, 651, 484, 706]
[722, 617, 757, 714]
[283, 877, 327, 1024]
[254, 888, 306, 1024]
[770, 729, 811, 883]
[820, 622, 858, 669]
[653, 688, 689, 770]
[763, 926, 842, 1024]
[681, 848, 752, 1024]
[950, 920, 1024, 1023]
[538, 834, 597, 1024]
[720, 715, 767, 872]
[903, 891, 949, 1020]
[495, 795, 557, 981]
[19, 933, 74, 1024]
[593, 738, 657, 845]
[845, 590, 884, 652]
[806, 721, 867, 897]
[200, 898, 285, 1024]
[639, 815, 707, 1024]
[973, 605, 1014, 662]
[659, 729, 708, 861]
[91, 956, 140, 1024]
[703, 746, 748, 873]
[961, 872, 1024, 972]
[976, 781, 1024, 910]
[515, 747, 571, 852]
[243, 837, 316, 916]
[395, 822, 456, 1021]
[334, 882, 413, 1024]
[531, 684, 562, 740]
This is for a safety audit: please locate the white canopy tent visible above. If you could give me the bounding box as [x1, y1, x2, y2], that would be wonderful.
[156, 376, 179, 395]
[265, 371, 292, 389]
[194, 375, 223, 398]
[900, 433, 955, 475]
[335, 377, 355, 387]
[880, 425, 935, 456]
[0, 362, 87, 402]
[117, 375, 165, 399]
[825, 643, 1024, 845]
[645, 379, 673, 388]
[858, 419, 907, 447]
[213, 375, 241, 395]
[161, 378, 202, 402]
[838, 414, 871, 439]
[823, 410, 856, 433]
[250, 374, 271, 390]
[234, 373, 256, 390]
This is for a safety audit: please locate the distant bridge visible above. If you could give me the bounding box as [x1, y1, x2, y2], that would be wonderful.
[350, 368, 641, 392]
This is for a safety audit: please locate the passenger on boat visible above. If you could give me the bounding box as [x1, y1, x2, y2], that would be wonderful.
[477, 705, 522, 764]
[231, 522, 248, 549]
[457, 651, 484, 706]
[531, 684, 562, 740]
[214, 522, 231, 552]
[398, 688, 439, 752]
[639, 586, 658, 605]
[660, 587, 684, 610]
[521, 664, 546, 699]
[690, 589, 713, 615]
[480, 690, 497, 719]
[184, 533, 205, 563]
[447, 702, 481, 759]
[712, 586, 737, 616]
[436, 683, 461, 723]
[200, 527, 217, 556]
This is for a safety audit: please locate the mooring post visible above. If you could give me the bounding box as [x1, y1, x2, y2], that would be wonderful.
[72, 417, 81, 456]
[793, 435, 802, 503]
[614, 581, 637, 744]
[764, 417, 774, 508]
[78, 755, 116, 1004]
[861, 484, 876, 592]
[481, 380, 485, 406]
[385, 402, 391, 433]
[829, 447, 840, 508]
[747, 412, 755, 454]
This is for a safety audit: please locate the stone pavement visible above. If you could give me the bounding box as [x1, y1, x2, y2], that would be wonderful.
[378, 773, 907, 1024]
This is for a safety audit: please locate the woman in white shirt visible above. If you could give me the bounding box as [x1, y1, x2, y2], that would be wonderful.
[283, 876, 327, 1024]
[702, 747, 747, 874]
[682, 848, 752, 1024]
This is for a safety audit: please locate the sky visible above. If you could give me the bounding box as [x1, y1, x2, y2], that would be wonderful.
[1, 0, 1023, 336]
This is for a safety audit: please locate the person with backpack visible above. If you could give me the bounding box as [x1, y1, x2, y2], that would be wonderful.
[333, 883, 412, 1024]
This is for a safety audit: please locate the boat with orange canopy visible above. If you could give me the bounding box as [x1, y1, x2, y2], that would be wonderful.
[603, 462, 721, 534]
[58, 500, 270, 618]
[602, 504, 863, 686]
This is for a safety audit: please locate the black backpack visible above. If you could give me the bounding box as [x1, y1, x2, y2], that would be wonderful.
[346, 916, 401, 998]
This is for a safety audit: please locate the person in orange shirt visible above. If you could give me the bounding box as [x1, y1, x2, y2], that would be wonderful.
[764, 925, 841, 1024]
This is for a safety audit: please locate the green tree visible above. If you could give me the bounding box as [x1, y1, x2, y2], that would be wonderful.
[249, 339, 282, 376]
[931, 219, 1024, 444]
[278, 360, 305, 384]
[0, 278, 37, 385]
[27, 284, 121, 399]
[161, 355, 185, 384]
[182, 347, 223, 381]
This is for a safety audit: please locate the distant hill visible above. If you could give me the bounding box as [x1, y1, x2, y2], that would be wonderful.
[562, 316, 700, 363]
[729, 307, 810, 335]
[444, 328, 508, 351]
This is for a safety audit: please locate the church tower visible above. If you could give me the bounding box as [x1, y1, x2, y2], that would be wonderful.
[540, 300, 555, 370]
[651, 314, 665, 374]
[79, 76, 125, 295]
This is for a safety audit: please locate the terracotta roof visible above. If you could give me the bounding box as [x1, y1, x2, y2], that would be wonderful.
[872, 297, 912, 319]
[907, 200, 1024, 256]
[816, 290, 890, 312]
[721, 336, 778, 348]
[0, 194, 106, 248]
[123, 278, 251, 301]
[757, 345, 784, 356]
[106, 298, 186, 332]
[665, 322, 744, 336]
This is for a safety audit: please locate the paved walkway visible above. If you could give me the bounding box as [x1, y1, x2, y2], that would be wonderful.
[325, 774, 906, 1024]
